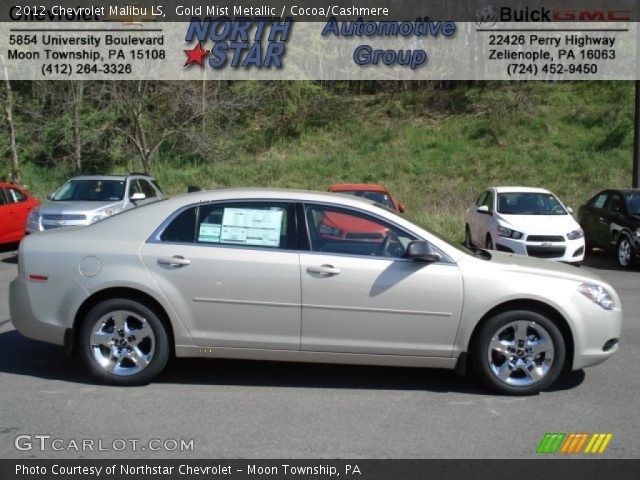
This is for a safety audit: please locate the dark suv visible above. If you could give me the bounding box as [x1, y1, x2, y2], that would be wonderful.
[578, 189, 640, 268]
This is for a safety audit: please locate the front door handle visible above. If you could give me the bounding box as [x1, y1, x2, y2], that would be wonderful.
[158, 256, 191, 267]
[307, 264, 341, 276]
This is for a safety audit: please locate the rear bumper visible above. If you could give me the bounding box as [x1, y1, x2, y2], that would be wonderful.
[10, 276, 66, 345]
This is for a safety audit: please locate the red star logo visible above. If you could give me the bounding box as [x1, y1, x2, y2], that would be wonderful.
[184, 42, 210, 66]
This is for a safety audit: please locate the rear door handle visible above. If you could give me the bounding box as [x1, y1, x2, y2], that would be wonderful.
[158, 256, 191, 267]
[307, 264, 341, 276]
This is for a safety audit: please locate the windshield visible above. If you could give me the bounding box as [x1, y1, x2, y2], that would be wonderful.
[336, 190, 396, 210]
[53, 180, 126, 202]
[497, 192, 567, 215]
[624, 192, 640, 215]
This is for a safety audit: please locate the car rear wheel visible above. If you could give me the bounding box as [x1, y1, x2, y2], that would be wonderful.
[472, 310, 566, 395]
[79, 298, 170, 385]
[617, 236, 634, 269]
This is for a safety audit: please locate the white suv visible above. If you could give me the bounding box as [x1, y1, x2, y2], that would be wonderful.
[26, 174, 165, 233]
[465, 187, 585, 264]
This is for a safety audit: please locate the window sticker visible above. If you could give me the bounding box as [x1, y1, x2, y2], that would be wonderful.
[220, 208, 283, 247]
[198, 223, 222, 243]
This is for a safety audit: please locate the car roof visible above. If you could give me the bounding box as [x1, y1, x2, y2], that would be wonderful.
[0, 183, 24, 189]
[176, 187, 376, 205]
[329, 184, 389, 193]
[491, 186, 552, 194]
[66, 174, 154, 181]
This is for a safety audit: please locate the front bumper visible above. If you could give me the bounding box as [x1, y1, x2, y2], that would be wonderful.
[495, 236, 585, 264]
[567, 288, 623, 370]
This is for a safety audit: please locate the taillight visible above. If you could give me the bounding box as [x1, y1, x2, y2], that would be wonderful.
[27, 275, 48, 282]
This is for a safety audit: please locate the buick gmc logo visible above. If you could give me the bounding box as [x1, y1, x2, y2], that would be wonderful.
[477, 5, 631, 23]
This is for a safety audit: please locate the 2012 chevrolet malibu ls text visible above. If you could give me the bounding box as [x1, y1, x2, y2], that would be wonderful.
[10, 189, 622, 395]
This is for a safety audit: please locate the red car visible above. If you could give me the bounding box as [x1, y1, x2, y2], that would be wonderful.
[321, 184, 406, 244]
[328, 184, 406, 212]
[0, 183, 40, 244]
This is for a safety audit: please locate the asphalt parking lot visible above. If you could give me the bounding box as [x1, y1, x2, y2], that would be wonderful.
[0, 243, 638, 459]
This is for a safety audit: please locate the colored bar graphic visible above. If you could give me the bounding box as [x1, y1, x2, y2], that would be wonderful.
[537, 433, 566, 453]
[538, 433, 613, 454]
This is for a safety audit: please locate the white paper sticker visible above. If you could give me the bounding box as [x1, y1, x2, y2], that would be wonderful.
[220, 208, 283, 247]
[198, 223, 221, 243]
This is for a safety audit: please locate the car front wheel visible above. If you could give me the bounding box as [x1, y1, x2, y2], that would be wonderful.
[617, 236, 635, 269]
[472, 310, 566, 395]
[464, 225, 473, 249]
[79, 298, 170, 385]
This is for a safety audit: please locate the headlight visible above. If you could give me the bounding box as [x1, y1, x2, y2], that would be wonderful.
[567, 229, 584, 240]
[319, 224, 342, 237]
[27, 208, 39, 223]
[497, 226, 523, 240]
[578, 283, 614, 311]
[91, 209, 115, 224]
[635, 228, 640, 237]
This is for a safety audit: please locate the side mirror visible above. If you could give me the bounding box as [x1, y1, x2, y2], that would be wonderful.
[130, 192, 146, 202]
[405, 240, 442, 263]
[46, 192, 54, 200]
[476, 205, 491, 215]
[398, 203, 407, 213]
[567, 207, 574, 214]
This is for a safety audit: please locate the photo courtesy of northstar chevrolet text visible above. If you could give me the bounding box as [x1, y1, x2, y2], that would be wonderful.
[0, 0, 639, 477]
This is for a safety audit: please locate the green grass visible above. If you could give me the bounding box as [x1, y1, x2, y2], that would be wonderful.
[18, 82, 636, 243]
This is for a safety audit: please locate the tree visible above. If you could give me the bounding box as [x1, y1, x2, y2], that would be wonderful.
[1, 55, 19, 183]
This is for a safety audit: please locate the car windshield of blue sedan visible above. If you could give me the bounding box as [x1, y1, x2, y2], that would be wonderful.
[497, 193, 567, 215]
[624, 192, 640, 215]
[53, 180, 126, 202]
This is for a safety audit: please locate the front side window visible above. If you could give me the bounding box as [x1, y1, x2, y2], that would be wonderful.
[140, 180, 157, 198]
[8, 188, 26, 203]
[159, 202, 294, 250]
[497, 192, 567, 215]
[624, 192, 640, 215]
[604, 193, 625, 214]
[305, 204, 415, 258]
[53, 180, 125, 202]
[476, 191, 489, 207]
[0, 188, 8, 205]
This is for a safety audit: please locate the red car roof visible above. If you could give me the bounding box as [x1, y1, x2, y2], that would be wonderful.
[328, 184, 389, 193]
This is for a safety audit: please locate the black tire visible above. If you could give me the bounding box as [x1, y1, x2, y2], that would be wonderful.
[485, 234, 494, 250]
[617, 236, 635, 269]
[79, 298, 170, 386]
[471, 310, 566, 395]
[464, 225, 473, 249]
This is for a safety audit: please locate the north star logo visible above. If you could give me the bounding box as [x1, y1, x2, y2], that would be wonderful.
[183, 17, 292, 69]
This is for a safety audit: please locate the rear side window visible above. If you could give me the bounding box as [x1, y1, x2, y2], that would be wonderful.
[159, 202, 295, 249]
[590, 193, 607, 209]
[0, 188, 8, 205]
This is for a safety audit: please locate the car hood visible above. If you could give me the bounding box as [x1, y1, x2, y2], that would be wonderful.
[496, 214, 580, 233]
[35, 200, 121, 215]
[480, 250, 602, 283]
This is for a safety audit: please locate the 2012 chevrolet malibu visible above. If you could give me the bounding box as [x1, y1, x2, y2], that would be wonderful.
[10, 189, 622, 394]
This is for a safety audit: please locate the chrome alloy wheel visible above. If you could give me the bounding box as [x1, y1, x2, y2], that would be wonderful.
[89, 310, 155, 376]
[487, 320, 555, 387]
[618, 238, 632, 267]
